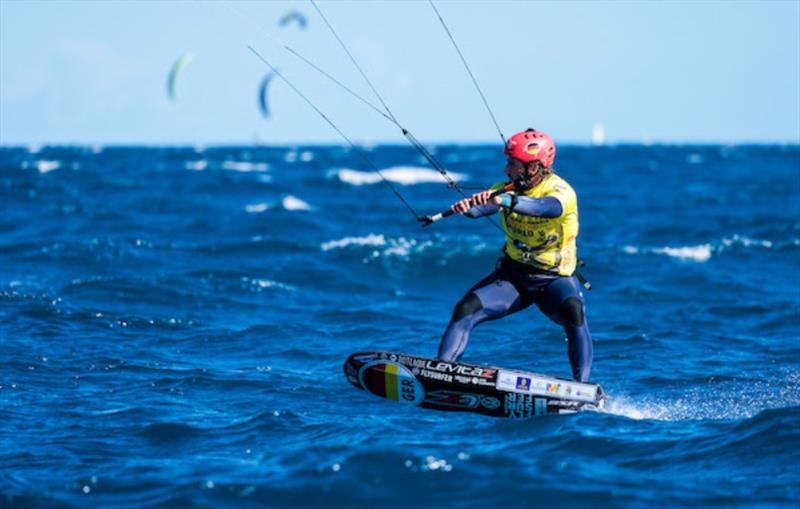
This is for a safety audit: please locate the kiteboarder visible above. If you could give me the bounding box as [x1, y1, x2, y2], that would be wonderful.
[278, 10, 308, 30]
[437, 129, 594, 383]
[167, 53, 194, 102]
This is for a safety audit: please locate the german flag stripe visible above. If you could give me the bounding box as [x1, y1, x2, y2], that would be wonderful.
[364, 363, 386, 396]
[385, 363, 399, 401]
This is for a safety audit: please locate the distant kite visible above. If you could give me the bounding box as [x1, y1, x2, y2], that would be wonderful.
[258, 71, 276, 119]
[167, 52, 195, 101]
[278, 10, 307, 30]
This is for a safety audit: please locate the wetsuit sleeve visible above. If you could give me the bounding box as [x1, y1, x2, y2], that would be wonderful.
[462, 180, 505, 218]
[464, 203, 500, 218]
[499, 194, 563, 218]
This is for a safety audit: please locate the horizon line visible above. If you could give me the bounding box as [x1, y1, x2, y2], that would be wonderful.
[2, 139, 799, 149]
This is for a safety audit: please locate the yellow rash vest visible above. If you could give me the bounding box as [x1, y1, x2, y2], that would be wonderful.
[492, 174, 579, 276]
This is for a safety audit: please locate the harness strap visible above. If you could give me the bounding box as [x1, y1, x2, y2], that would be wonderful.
[574, 259, 592, 291]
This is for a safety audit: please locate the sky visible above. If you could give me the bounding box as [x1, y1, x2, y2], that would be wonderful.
[1, 0, 799, 146]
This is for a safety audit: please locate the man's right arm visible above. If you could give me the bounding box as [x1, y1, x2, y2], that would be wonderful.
[450, 189, 501, 218]
[464, 203, 500, 218]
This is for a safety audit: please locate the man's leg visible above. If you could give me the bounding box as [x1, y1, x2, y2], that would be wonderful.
[535, 276, 593, 382]
[437, 270, 529, 362]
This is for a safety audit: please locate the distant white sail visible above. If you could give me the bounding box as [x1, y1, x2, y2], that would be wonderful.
[592, 123, 605, 145]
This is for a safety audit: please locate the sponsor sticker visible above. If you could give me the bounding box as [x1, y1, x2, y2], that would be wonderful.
[397, 355, 427, 369]
[504, 392, 535, 418]
[497, 370, 598, 402]
[423, 360, 496, 380]
[424, 391, 501, 411]
[480, 395, 501, 410]
[417, 369, 453, 383]
[353, 353, 379, 363]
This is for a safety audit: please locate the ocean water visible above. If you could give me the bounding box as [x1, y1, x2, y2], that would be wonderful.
[1, 143, 798, 508]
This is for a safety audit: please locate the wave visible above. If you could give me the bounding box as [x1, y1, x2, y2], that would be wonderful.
[604, 369, 800, 421]
[320, 234, 387, 251]
[686, 153, 704, 164]
[281, 195, 311, 211]
[37, 160, 61, 173]
[719, 234, 776, 249]
[245, 202, 269, 213]
[242, 276, 295, 292]
[284, 150, 314, 163]
[319, 233, 436, 259]
[185, 159, 274, 172]
[244, 196, 311, 213]
[653, 244, 713, 262]
[138, 422, 201, 442]
[185, 159, 208, 171]
[331, 166, 467, 186]
[221, 161, 269, 172]
[622, 234, 796, 262]
[18, 159, 61, 173]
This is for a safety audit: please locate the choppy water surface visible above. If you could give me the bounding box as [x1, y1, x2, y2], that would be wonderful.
[1, 144, 799, 508]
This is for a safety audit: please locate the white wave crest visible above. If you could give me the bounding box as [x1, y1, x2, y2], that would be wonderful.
[333, 166, 467, 186]
[652, 245, 712, 262]
[320, 234, 434, 260]
[245, 202, 269, 213]
[375, 237, 434, 258]
[281, 195, 311, 211]
[36, 160, 61, 173]
[624, 233, 784, 263]
[321, 234, 386, 251]
[222, 161, 269, 172]
[720, 235, 773, 249]
[185, 160, 208, 171]
[242, 277, 294, 291]
[253, 279, 294, 291]
[623, 243, 712, 262]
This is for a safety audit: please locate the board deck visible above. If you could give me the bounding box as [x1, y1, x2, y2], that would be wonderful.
[344, 352, 607, 417]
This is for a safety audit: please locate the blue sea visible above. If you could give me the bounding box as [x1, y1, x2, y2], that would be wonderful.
[1, 143, 799, 508]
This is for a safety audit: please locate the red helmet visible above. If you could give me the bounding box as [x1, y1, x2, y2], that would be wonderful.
[504, 129, 556, 167]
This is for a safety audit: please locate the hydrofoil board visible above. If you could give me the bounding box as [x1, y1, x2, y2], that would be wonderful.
[344, 352, 607, 417]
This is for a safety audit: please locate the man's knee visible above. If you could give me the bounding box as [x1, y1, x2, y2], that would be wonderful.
[451, 293, 482, 322]
[559, 297, 585, 327]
